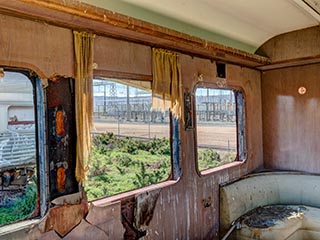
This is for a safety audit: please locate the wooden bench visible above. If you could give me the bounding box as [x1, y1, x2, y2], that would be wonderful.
[220, 172, 320, 239]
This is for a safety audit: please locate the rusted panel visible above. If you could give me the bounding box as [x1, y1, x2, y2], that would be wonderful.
[262, 63, 320, 173]
[40, 202, 88, 237]
[47, 77, 78, 200]
[94, 36, 152, 76]
[0, 14, 73, 79]
[0, 0, 269, 68]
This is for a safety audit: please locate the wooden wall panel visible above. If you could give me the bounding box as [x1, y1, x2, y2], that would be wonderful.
[144, 55, 263, 240]
[94, 36, 151, 77]
[262, 63, 320, 173]
[256, 26, 320, 62]
[0, 14, 74, 79]
[0, 9, 264, 240]
[0, 40, 263, 240]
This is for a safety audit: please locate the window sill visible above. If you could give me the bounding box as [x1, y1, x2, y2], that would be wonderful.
[92, 180, 178, 207]
[0, 219, 40, 236]
[200, 160, 244, 176]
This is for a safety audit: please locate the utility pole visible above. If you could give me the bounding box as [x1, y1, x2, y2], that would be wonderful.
[126, 85, 130, 121]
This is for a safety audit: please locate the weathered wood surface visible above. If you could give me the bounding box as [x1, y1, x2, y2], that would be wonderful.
[0, 14, 73, 79]
[143, 56, 263, 239]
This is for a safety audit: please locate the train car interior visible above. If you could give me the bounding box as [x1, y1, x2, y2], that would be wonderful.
[0, 0, 320, 239]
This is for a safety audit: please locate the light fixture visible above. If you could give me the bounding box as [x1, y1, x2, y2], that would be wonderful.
[298, 86, 307, 95]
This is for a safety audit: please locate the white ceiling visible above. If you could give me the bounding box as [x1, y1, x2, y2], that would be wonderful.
[121, 0, 319, 49]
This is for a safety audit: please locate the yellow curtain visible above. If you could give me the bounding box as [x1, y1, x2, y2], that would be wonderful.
[152, 48, 182, 119]
[73, 31, 95, 184]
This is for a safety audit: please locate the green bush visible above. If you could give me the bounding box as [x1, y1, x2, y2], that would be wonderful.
[93, 132, 116, 145]
[85, 133, 171, 201]
[88, 151, 112, 177]
[0, 182, 37, 225]
[85, 174, 111, 200]
[198, 149, 236, 170]
[133, 162, 170, 188]
[133, 161, 170, 188]
[198, 149, 222, 169]
[112, 153, 135, 167]
[121, 137, 140, 154]
[146, 138, 170, 155]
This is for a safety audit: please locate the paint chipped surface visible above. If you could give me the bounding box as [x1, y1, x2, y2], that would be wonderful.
[135, 189, 161, 228]
[40, 202, 88, 237]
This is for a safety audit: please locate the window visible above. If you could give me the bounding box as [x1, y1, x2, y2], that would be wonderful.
[195, 87, 246, 173]
[0, 70, 39, 225]
[85, 79, 175, 201]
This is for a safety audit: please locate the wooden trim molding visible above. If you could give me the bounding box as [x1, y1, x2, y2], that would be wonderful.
[0, 0, 270, 68]
[257, 55, 320, 70]
[94, 70, 152, 81]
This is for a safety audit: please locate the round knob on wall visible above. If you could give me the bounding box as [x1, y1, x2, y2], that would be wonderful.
[298, 86, 307, 95]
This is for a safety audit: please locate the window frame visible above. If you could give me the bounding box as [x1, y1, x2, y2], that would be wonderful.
[86, 76, 181, 201]
[34, 72, 48, 217]
[0, 68, 47, 226]
[193, 83, 247, 176]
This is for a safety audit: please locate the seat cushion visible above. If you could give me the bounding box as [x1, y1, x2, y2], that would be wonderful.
[236, 205, 320, 240]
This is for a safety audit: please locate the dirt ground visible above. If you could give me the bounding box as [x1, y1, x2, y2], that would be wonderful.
[93, 120, 236, 150]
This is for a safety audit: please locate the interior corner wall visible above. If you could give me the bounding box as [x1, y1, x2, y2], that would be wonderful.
[258, 26, 320, 173]
[0, 14, 74, 79]
[262, 63, 320, 173]
[256, 26, 320, 62]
